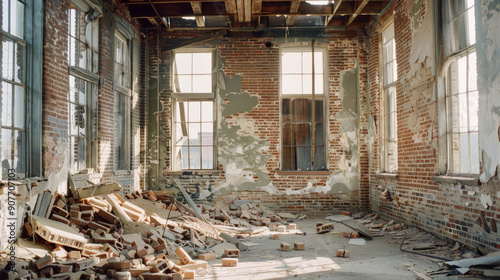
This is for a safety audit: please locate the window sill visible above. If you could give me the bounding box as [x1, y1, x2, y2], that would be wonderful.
[165, 170, 222, 176]
[432, 175, 481, 186]
[375, 173, 399, 180]
[276, 170, 331, 176]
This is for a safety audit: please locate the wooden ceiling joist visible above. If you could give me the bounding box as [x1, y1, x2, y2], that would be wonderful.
[236, 0, 244, 22]
[286, 0, 301, 26]
[346, 0, 370, 26]
[190, 2, 205, 27]
[244, 0, 251, 22]
[325, 0, 343, 26]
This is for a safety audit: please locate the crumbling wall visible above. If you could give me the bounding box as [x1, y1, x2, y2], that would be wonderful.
[147, 34, 368, 211]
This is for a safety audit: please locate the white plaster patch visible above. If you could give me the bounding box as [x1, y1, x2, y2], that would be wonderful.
[480, 193, 493, 209]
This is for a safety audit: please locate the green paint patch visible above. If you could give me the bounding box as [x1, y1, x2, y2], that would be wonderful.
[222, 92, 258, 117]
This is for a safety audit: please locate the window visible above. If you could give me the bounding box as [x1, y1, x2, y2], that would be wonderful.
[67, 5, 99, 172]
[381, 22, 398, 172]
[280, 47, 326, 171]
[2, 0, 26, 178]
[443, 0, 478, 175]
[172, 50, 215, 170]
[114, 32, 131, 170]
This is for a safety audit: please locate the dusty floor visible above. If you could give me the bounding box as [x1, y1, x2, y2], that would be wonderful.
[198, 216, 461, 280]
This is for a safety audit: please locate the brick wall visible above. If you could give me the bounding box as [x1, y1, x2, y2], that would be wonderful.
[368, 0, 500, 251]
[41, 0, 144, 191]
[147, 32, 369, 211]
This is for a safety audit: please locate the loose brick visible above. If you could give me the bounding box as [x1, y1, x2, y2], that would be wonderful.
[175, 247, 193, 265]
[198, 253, 216, 261]
[223, 249, 240, 258]
[34, 255, 52, 270]
[222, 258, 238, 267]
[286, 223, 297, 230]
[280, 242, 291, 251]
[183, 270, 195, 279]
[276, 225, 286, 232]
[294, 243, 305, 250]
[67, 251, 81, 260]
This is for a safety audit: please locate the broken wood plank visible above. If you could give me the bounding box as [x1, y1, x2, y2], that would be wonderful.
[30, 215, 88, 250]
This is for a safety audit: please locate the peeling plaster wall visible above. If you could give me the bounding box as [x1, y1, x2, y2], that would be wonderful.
[477, 0, 500, 183]
[147, 34, 369, 211]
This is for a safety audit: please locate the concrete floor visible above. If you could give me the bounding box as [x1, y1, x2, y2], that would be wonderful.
[199, 216, 447, 280]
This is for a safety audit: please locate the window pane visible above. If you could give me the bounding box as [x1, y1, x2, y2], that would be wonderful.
[315, 100, 323, 122]
[303, 74, 324, 94]
[282, 52, 301, 74]
[459, 133, 470, 173]
[282, 75, 302, 94]
[181, 146, 189, 169]
[293, 99, 311, 122]
[79, 80, 87, 105]
[14, 85, 25, 128]
[201, 123, 213, 145]
[78, 136, 86, 169]
[201, 146, 213, 169]
[177, 75, 192, 93]
[2, 0, 9, 32]
[296, 146, 312, 170]
[457, 56, 467, 93]
[2, 39, 13, 80]
[458, 93, 468, 132]
[467, 7, 476, 46]
[313, 145, 325, 170]
[315, 123, 324, 146]
[1, 129, 13, 175]
[188, 123, 201, 145]
[2, 82, 13, 127]
[11, 0, 25, 38]
[192, 75, 212, 93]
[192, 52, 212, 74]
[282, 99, 292, 123]
[189, 147, 201, 169]
[282, 147, 293, 170]
[175, 123, 186, 145]
[69, 76, 78, 102]
[468, 90, 478, 131]
[470, 132, 479, 173]
[201, 101, 213, 122]
[188, 101, 201, 122]
[14, 42, 24, 83]
[468, 51, 477, 91]
[294, 123, 311, 146]
[282, 122, 293, 146]
[175, 53, 192, 74]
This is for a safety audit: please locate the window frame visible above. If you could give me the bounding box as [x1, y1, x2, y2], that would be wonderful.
[279, 45, 328, 171]
[379, 20, 398, 173]
[1, 0, 43, 179]
[67, 4, 100, 173]
[171, 48, 216, 171]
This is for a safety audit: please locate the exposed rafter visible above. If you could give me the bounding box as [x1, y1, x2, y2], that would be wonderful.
[346, 0, 370, 26]
[286, 0, 301, 26]
[325, 0, 343, 26]
[190, 2, 205, 27]
[244, 0, 251, 22]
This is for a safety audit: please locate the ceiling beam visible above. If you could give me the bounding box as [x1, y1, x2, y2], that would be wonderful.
[286, 0, 301, 26]
[244, 0, 251, 22]
[236, 0, 244, 22]
[190, 2, 206, 27]
[324, 0, 343, 26]
[346, 0, 369, 26]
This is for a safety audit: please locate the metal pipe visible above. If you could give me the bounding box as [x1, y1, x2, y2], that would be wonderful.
[399, 233, 453, 261]
[311, 39, 316, 167]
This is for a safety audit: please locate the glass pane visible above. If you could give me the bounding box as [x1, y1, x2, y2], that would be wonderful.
[115, 37, 124, 64]
[282, 99, 292, 123]
[2, 0, 9, 33]
[296, 146, 311, 170]
[302, 52, 323, 74]
[192, 52, 212, 74]
[467, 7, 476, 46]
[201, 123, 213, 145]
[188, 102, 201, 122]
[2, 39, 14, 80]
[457, 55, 467, 93]
[177, 75, 193, 92]
[468, 90, 478, 131]
[1, 82, 13, 127]
[175, 123, 186, 144]
[79, 80, 87, 105]
[282, 75, 302, 94]
[68, 36, 76, 67]
[189, 147, 200, 169]
[180, 146, 189, 169]
[294, 123, 311, 146]
[281, 147, 293, 170]
[1, 129, 13, 177]
[313, 145, 325, 170]
[293, 99, 311, 122]
[281, 52, 301, 74]
[13, 129, 25, 175]
[468, 51, 477, 91]
[201, 101, 213, 122]
[449, 95, 459, 132]
[282, 123, 293, 146]
[78, 136, 86, 170]
[14, 85, 24, 128]
[175, 53, 192, 75]
[11, 0, 25, 38]
[314, 51, 323, 73]
[201, 146, 213, 169]
[315, 123, 324, 146]
[175, 102, 185, 123]
[69, 103, 77, 135]
[458, 93, 468, 132]
[193, 75, 212, 93]
[177, 75, 192, 93]
[470, 132, 479, 173]
[188, 123, 201, 145]
[315, 74, 324, 94]
[450, 133, 460, 172]
[459, 133, 470, 173]
[14, 42, 24, 83]
[315, 100, 323, 122]
[69, 76, 78, 102]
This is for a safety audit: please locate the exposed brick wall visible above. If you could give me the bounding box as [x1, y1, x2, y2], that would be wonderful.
[367, 0, 500, 250]
[148, 32, 368, 211]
